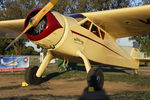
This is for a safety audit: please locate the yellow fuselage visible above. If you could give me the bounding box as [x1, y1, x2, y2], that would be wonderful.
[32, 11, 139, 69]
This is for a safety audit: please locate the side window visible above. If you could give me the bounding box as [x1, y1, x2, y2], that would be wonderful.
[100, 29, 105, 39]
[91, 25, 100, 37]
[81, 21, 91, 30]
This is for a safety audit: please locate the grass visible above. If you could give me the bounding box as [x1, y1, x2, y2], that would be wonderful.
[1, 95, 79, 100]
[1, 70, 150, 87]
[110, 91, 150, 100]
[1, 92, 150, 100]
[1, 70, 150, 100]
[0, 72, 25, 76]
[43, 70, 87, 81]
[1, 91, 150, 100]
[43, 70, 150, 87]
[104, 72, 150, 87]
[0, 85, 20, 90]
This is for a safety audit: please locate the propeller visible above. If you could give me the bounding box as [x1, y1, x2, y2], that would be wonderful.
[5, 0, 58, 50]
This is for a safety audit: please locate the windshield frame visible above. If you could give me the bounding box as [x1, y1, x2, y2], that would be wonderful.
[67, 14, 86, 22]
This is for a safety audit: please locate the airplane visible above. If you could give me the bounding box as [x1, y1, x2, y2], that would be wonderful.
[0, 58, 18, 66]
[0, 0, 150, 90]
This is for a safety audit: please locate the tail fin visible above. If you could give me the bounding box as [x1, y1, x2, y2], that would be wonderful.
[130, 48, 139, 58]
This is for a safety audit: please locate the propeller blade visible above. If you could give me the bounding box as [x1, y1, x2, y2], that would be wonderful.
[5, 24, 33, 50]
[5, 0, 58, 50]
[5, 32, 25, 50]
[32, 0, 58, 26]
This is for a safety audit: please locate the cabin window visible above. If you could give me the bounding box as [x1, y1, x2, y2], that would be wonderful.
[81, 21, 91, 30]
[91, 25, 100, 37]
[100, 29, 105, 39]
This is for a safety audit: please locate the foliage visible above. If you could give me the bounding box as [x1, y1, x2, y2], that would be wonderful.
[143, 0, 150, 4]
[0, 39, 39, 55]
[0, 0, 5, 9]
[22, 46, 40, 55]
[0, 0, 39, 55]
[30, 0, 131, 14]
[0, 39, 14, 55]
[129, 35, 150, 56]
[54, 0, 130, 14]
[0, 0, 36, 20]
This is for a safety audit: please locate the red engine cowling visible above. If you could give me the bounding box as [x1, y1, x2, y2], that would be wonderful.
[24, 8, 65, 48]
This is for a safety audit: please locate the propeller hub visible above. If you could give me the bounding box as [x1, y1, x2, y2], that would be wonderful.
[29, 18, 35, 25]
[24, 8, 63, 41]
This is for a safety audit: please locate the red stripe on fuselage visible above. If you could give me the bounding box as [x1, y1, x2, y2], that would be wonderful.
[71, 30, 124, 57]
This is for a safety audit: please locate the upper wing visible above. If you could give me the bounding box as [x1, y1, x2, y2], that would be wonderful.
[0, 19, 26, 39]
[82, 5, 150, 38]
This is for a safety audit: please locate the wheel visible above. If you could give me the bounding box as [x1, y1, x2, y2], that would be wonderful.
[25, 66, 42, 85]
[87, 67, 104, 91]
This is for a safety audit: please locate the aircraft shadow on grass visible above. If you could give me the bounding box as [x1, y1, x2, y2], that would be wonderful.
[100, 67, 131, 74]
[41, 71, 66, 84]
[79, 88, 109, 100]
[38, 64, 131, 100]
[70, 63, 131, 74]
[1, 90, 109, 100]
[41, 63, 131, 83]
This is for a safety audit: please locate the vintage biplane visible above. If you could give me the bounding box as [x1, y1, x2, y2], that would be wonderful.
[0, 0, 150, 90]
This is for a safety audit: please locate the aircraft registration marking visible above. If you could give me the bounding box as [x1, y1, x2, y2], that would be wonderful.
[71, 30, 124, 58]
[74, 37, 84, 45]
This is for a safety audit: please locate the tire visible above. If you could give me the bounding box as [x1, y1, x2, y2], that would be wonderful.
[87, 67, 104, 91]
[25, 66, 42, 85]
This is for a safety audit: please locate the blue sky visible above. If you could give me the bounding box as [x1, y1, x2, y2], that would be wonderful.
[117, 37, 134, 46]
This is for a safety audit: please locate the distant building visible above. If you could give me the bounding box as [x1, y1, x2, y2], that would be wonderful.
[40, 52, 57, 64]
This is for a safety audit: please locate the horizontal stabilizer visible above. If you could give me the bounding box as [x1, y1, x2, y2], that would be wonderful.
[135, 57, 150, 61]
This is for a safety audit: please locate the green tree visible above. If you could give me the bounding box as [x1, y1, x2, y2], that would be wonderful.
[0, 0, 5, 8]
[2, 0, 35, 20]
[0, 39, 14, 55]
[0, 0, 38, 55]
[143, 0, 150, 4]
[22, 46, 40, 55]
[0, 39, 40, 56]
[129, 35, 150, 56]
[0, 0, 5, 20]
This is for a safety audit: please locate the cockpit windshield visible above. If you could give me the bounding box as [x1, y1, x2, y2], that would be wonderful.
[68, 14, 86, 22]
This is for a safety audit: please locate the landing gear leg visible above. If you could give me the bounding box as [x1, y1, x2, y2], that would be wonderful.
[76, 51, 91, 73]
[25, 50, 53, 85]
[76, 51, 104, 91]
